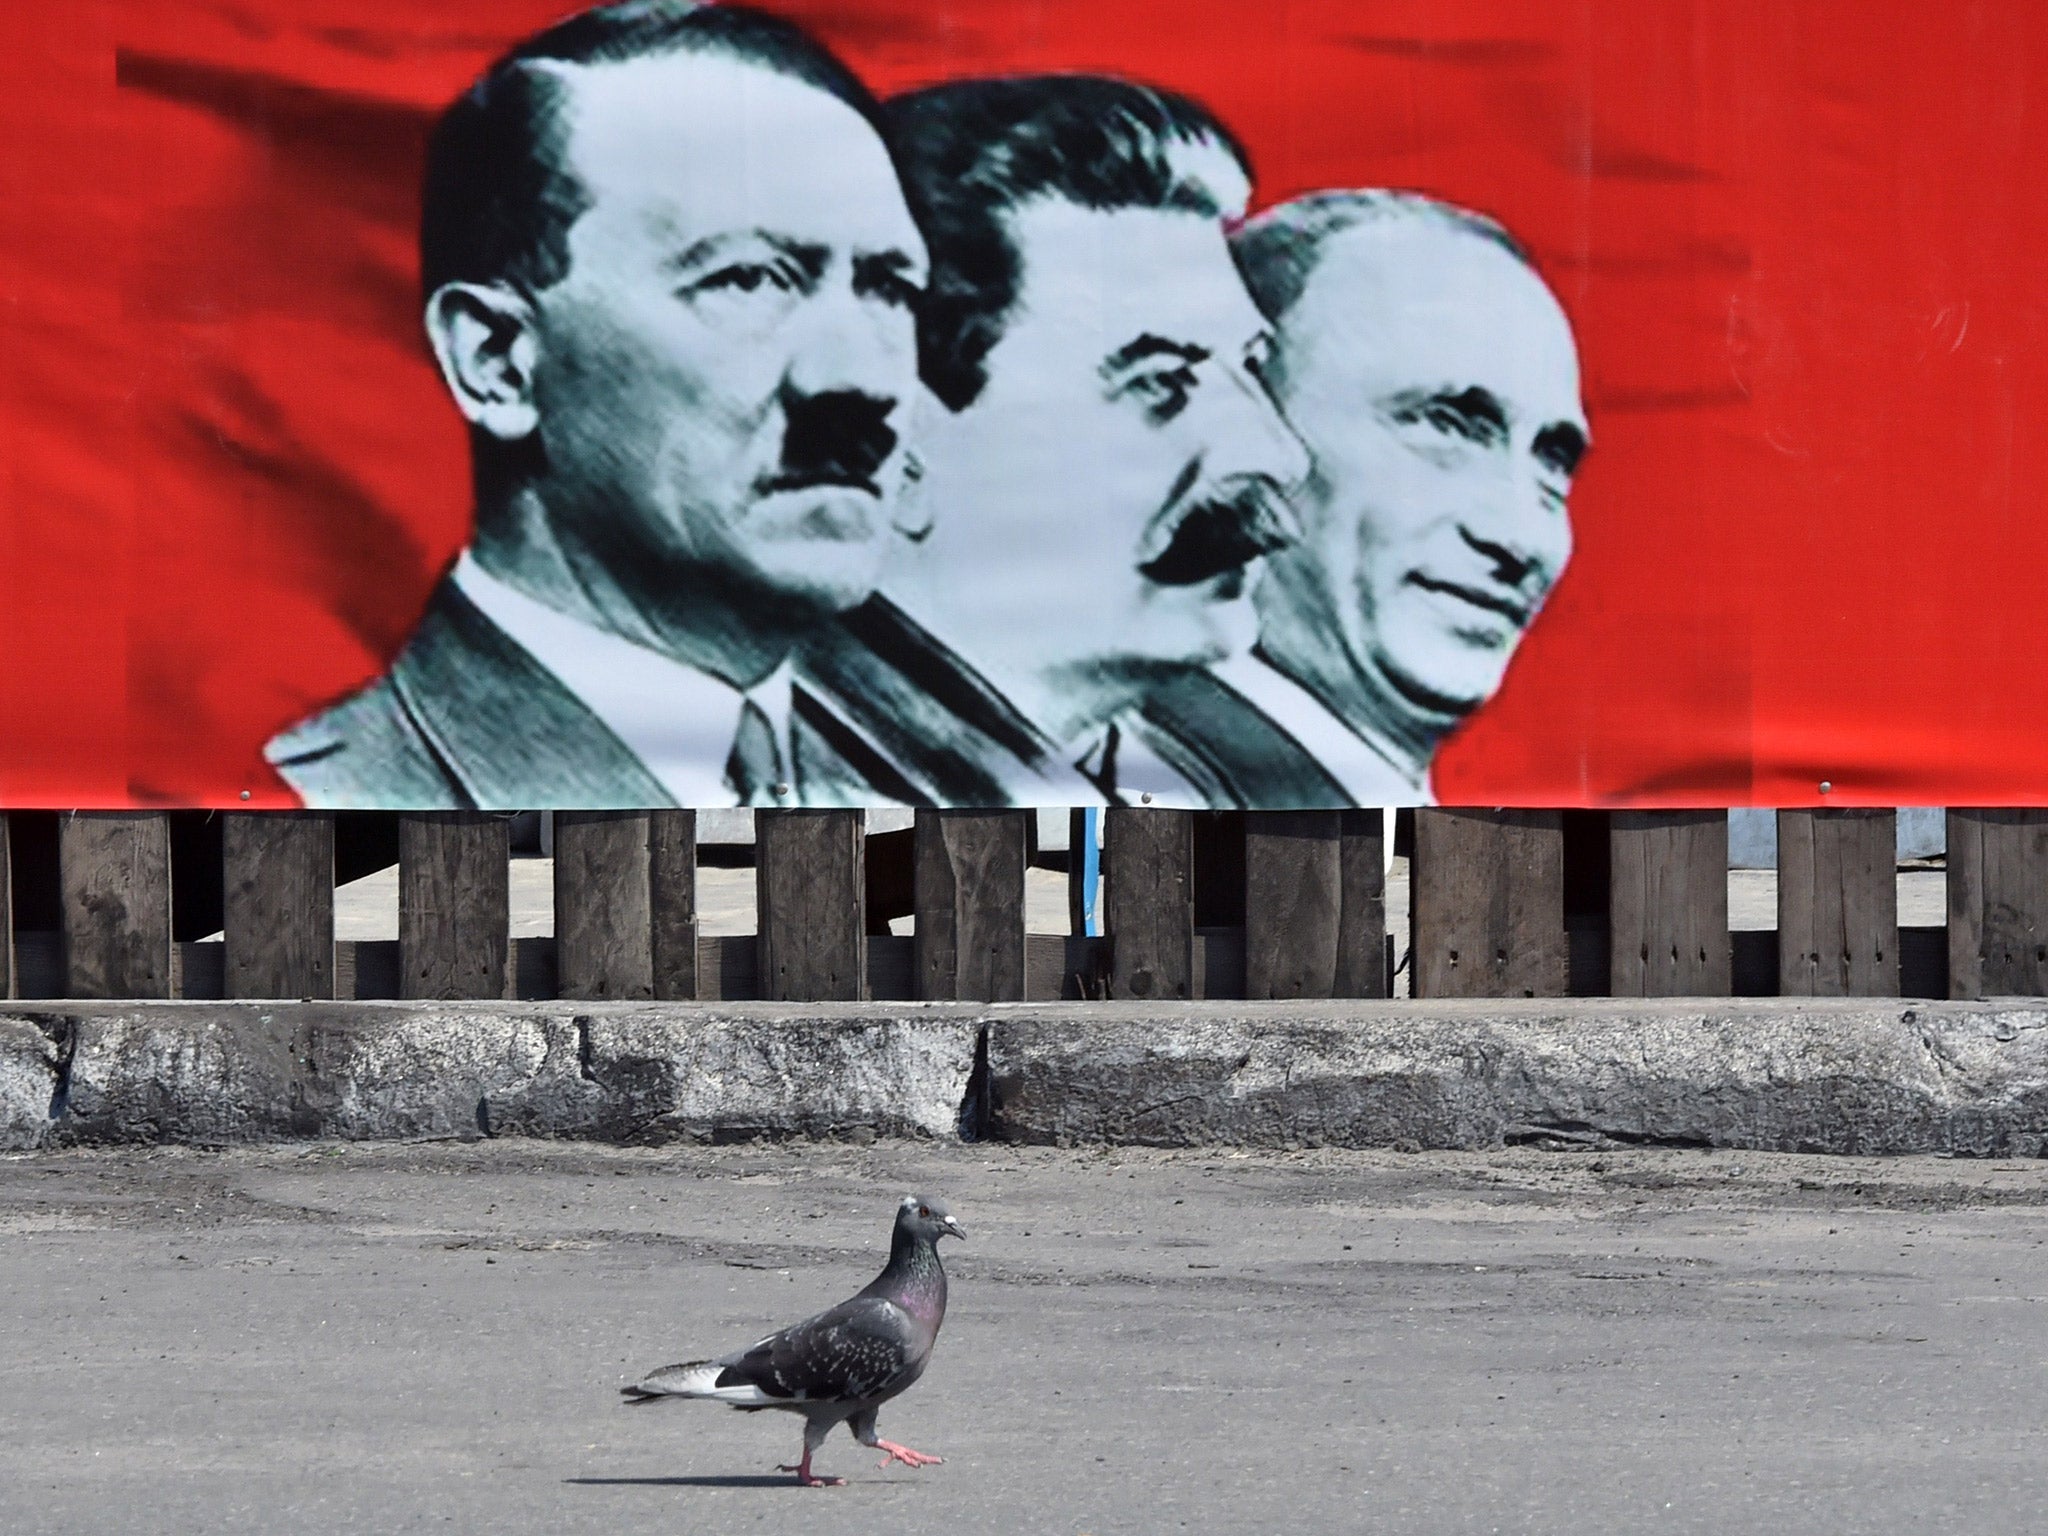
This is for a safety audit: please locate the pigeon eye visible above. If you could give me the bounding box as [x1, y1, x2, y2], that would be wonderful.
[918, 1206, 931, 1218]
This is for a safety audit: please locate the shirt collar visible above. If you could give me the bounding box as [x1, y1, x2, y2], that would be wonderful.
[451, 551, 795, 807]
[1212, 650, 1434, 805]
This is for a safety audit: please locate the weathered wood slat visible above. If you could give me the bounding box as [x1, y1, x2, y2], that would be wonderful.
[221, 813, 334, 1000]
[756, 809, 865, 1001]
[1243, 810, 1386, 999]
[1610, 810, 1730, 996]
[1102, 807, 1194, 1000]
[1947, 808, 2048, 998]
[59, 812, 173, 999]
[1777, 808, 1898, 996]
[694, 933, 756, 1002]
[913, 810, 1027, 1000]
[649, 809, 699, 1001]
[398, 813, 510, 1000]
[553, 810, 654, 1000]
[1411, 809, 1564, 998]
[1245, 810, 1341, 998]
[1335, 810, 1391, 999]
[1026, 932, 1108, 1001]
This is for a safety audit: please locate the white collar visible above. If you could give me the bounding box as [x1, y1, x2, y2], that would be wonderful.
[1211, 651, 1435, 805]
[451, 551, 795, 807]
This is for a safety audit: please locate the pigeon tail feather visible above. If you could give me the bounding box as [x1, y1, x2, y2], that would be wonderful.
[622, 1359, 775, 1407]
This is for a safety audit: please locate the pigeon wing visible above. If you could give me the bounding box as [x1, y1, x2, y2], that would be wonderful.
[712, 1294, 924, 1406]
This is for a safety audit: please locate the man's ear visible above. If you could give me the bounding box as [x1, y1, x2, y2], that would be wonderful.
[424, 283, 541, 442]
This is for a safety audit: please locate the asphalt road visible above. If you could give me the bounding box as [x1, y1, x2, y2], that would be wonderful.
[2, 1141, 2043, 1535]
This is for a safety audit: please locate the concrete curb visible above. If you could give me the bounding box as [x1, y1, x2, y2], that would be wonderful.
[0, 1003, 981, 1150]
[984, 999, 2048, 1156]
[0, 1000, 2043, 1156]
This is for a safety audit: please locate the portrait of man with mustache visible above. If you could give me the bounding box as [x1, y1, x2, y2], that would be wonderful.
[265, 1, 933, 809]
[1158, 190, 1590, 805]
[802, 75, 1342, 807]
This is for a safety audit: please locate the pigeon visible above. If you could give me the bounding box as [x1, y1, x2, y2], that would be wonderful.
[622, 1193, 966, 1487]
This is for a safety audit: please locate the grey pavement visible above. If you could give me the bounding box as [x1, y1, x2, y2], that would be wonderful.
[1, 1142, 2042, 1535]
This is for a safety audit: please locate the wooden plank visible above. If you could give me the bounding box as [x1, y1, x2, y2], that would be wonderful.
[868, 935, 916, 1001]
[337, 939, 399, 1001]
[553, 810, 653, 1001]
[1777, 809, 1898, 996]
[695, 934, 757, 1002]
[0, 814, 12, 1000]
[222, 813, 335, 1000]
[59, 812, 173, 999]
[397, 812, 509, 1000]
[1245, 811, 1340, 998]
[1947, 808, 2048, 998]
[755, 810, 865, 1001]
[1334, 810, 1390, 999]
[1102, 807, 1194, 1001]
[1025, 933, 1110, 1001]
[1610, 810, 1730, 996]
[913, 810, 1027, 1001]
[173, 940, 225, 1000]
[1194, 926, 1244, 1000]
[1411, 809, 1565, 998]
[649, 810, 699, 1001]
[1244, 810, 1383, 999]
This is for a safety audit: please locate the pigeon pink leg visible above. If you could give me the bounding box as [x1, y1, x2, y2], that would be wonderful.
[873, 1439, 944, 1469]
[776, 1449, 846, 1488]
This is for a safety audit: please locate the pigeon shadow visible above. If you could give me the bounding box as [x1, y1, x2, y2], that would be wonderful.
[565, 1475, 802, 1490]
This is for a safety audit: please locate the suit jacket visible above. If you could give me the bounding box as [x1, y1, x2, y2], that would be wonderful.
[800, 597, 1346, 809]
[265, 580, 924, 810]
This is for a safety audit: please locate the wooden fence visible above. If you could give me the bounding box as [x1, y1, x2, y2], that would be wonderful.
[1, 807, 2043, 1005]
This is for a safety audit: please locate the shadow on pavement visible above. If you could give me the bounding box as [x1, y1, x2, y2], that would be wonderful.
[565, 1475, 802, 1489]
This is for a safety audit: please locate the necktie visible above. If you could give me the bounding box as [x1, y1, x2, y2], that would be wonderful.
[725, 699, 786, 806]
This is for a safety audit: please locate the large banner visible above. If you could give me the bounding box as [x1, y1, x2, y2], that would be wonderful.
[5, 1, 2046, 809]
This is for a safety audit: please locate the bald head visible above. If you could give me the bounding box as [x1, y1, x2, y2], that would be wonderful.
[1233, 191, 1587, 749]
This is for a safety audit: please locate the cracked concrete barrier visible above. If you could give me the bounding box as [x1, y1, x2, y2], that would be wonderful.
[7, 999, 2047, 1155]
[0, 1016, 60, 1149]
[983, 1000, 2048, 1156]
[0, 1003, 980, 1150]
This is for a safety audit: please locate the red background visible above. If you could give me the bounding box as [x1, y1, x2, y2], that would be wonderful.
[3, 0, 2044, 807]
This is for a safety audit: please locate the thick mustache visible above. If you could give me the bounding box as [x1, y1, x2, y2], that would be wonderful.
[760, 390, 898, 496]
[1136, 480, 1298, 587]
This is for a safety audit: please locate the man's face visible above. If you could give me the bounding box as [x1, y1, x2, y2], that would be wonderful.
[1265, 221, 1587, 717]
[527, 52, 927, 616]
[912, 193, 1309, 696]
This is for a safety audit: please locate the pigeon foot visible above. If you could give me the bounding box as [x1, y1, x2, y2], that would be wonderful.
[873, 1439, 944, 1470]
[777, 1451, 847, 1487]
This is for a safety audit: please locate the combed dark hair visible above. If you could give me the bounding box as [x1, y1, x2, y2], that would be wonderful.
[420, 1, 886, 302]
[1231, 189, 1529, 325]
[885, 76, 1252, 411]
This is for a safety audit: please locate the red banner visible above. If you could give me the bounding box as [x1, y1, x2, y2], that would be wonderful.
[4, 2, 2046, 807]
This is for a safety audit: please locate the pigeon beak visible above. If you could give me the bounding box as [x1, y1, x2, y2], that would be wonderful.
[942, 1217, 967, 1242]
